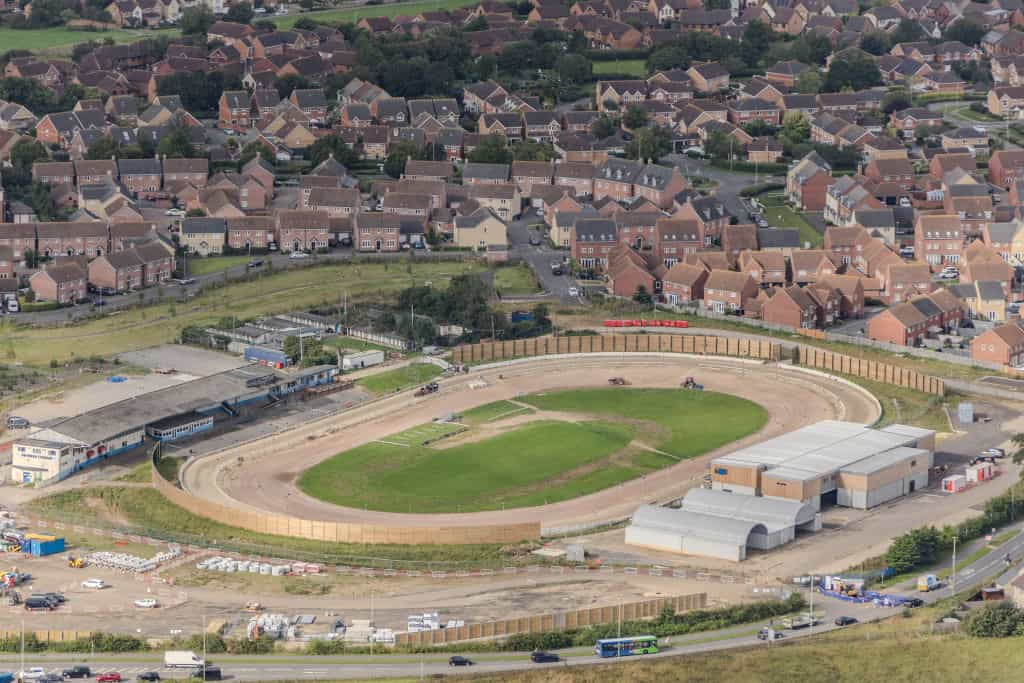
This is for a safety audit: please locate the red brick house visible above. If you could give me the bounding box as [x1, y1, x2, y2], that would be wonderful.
[703, 269, 758, 313]
[761, 285, 820, 330]
[914, 213, 962, 268]
[163, 158, 209, 189]
[662, 262, 708, 305]
[883, 262, 933, 304]
[355, 211, 402, 252]
[36, 221, 107, 257]
[572, 217, 618, 271]
[739, 249, 787, 288]
[29, 263, 86, 304]
[654, 218, 702, 268]
[971, 323, 1024, 366]
[275, 210, 330, 252]
[817, 274, 865, 319]
[863, 158, 915, 190]
[219, 91, 251, 131]
[226, 217, 275, 250]
[606, 245, 656, 299]
[989, 150, 1024, 188]
[786, 151, 832, 211]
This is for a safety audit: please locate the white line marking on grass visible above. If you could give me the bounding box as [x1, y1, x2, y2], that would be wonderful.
[375, 440, 411, 447]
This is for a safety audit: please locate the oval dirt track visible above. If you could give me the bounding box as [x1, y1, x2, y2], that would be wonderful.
[181, 355, 880, 534]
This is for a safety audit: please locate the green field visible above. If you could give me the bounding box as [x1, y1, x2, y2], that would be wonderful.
[0, 262, 476, 367]
[758, 194, 823, 248]
[3, 25, 175, 54]
[183, 255, 251, 277]
[592, 59, 648, 77]
[460, 400, 533, 425]
[493, 264, 540, 296]
[355, 363, 442, 395]
[298, 388, 766, 513]
[520, 388, 767, 457]
[271, 0, 479, 29]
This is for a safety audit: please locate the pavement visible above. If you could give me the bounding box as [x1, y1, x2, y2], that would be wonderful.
[506, 208, 578, 303]
[661, 154, 783, 220]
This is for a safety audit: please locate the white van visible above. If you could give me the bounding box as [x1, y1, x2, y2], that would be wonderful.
[164, 651, 205, 669]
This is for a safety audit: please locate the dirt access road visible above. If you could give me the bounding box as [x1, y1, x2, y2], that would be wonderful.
[183, 355, 879, 533]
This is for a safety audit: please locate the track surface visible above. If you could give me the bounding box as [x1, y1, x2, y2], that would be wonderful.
[182, 356, 880, 533]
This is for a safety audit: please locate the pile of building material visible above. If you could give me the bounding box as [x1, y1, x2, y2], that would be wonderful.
[406, 612, 463, 633]
[87, 546, 181, 573]
[196, 556, 290, 576]
[247, 613, 290, 640]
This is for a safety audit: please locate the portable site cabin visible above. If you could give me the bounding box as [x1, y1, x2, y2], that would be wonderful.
[965, 462, 994, 483]
[942, 474, 967, 493]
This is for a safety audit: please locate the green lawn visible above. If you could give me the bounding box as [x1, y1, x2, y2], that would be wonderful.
[298, 387, 765, 513]
[460, 400, 533, 425]
[592, 59, 648, 77]
[355, 363, 442, 395]
[0, 25, 162, 53]
[271, 0, 479, 28]
[298, 420, 643, 512]
[183, 255, 252, 278]
[758, 194, 823, 248]
[519, 388, 768, 457]
[493, 264, 540, 296]
[323, 336, 394, 354]
[0, 262, 477, 367]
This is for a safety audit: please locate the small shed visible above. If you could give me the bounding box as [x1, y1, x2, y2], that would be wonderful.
[942, 474, 967, 493]
[342, 349, 385, 370]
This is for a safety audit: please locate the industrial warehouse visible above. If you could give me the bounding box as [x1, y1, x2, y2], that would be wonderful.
[11, 363, 339, 484]
[626, 421, 936, 561]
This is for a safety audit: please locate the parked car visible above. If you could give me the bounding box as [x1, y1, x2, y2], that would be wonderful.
[448, 656, 474, 666]
[568, 286, 579, 297]
[97, 674, 122, 683]
[530, 651, 560, 663]
[898, 246, 915, 258]
[133, 598, 159, 609]
[61, 666, 91, 679]
[834, 616, 858, 626]
[983, 448, 1006, 458]
[19, 668, 48, 681]
[905, 598, 924, 608]
[136, 673, 160, 682]
[164, 208, 185, 217]
[289, 251, 309, 260]
[247, 259, 264, 268]
[81, 578, 106, 589]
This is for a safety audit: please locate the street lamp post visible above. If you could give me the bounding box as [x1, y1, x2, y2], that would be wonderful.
[952, 535, 958, 596]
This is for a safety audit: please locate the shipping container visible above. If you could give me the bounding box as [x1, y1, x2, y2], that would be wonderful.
[29, 537, 65, 556]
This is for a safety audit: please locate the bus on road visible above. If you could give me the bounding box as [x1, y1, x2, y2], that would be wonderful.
[594, 635, 658, 658]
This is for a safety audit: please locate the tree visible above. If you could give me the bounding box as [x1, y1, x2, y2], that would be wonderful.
[156, 121, 193, 158]
[944, 19, 986, 47]
[179, 6, 214, 35]
[1011, 433, 1024, 464]
[224, 1, 254, 24]
[622, 104, 648, 130]
[781, 111, 810, 147]
[29, 180, 56, 221]
[914, 122, 934, 141]
[883, 533, 922, 574]
[859, 30, 890, 56]
[511, 140, 556, 161]
[85, 135, 121, 160]
[306, 134, 357, 168]
[823, 56, 881, 92]
[556, 53, 592, 85]
[795, 70, 822, 94]
[467, 134, 512, 164]
[384, 140, 422, 179]
[591, 114, 617, 139]
[158, 70, 241, 114]
[788, 33, 831, 66]
[965, 602, 1023, 638]
[742, 119, 774, 138]
[626, 126, 672, 162]
[704, 130, 734, 160]
[633, 284, 653, 305]
[292, 17, 318, 30]
[465, 15, 489, 31]
[892, 18, 925, 45]
[239, 140, 274, 166]
[741, 20, 773, 67]
[881, 91, 912, 115]
[275, 73, 312, 100]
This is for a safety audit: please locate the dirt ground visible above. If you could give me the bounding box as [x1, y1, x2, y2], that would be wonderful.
[190, 356, 878, 532]
[117, 346, 248, 376]
[6, 542, 749, 637]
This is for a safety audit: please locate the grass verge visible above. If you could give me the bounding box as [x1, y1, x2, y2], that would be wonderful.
[494, 264, 540, 296]
[25, 487, 519, 568]
[183, 255, 252, 277]
[840, 375, 954, 432]
[460, 400, 533, 425]
[592, 59, 647, 77]
[355, 363, 441, 395]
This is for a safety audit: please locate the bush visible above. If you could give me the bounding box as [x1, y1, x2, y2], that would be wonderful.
[966, 601, 1023, 638]
[740, 182, 785, 197]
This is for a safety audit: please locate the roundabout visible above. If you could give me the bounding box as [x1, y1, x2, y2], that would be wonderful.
[176, 352, 881, 541]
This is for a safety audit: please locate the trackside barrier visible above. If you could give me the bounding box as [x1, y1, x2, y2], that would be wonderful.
[394, 593, 707, 646]
[797, 346, 945, 397]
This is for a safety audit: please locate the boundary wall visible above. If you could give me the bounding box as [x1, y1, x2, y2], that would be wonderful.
[395, 593, 707, 645]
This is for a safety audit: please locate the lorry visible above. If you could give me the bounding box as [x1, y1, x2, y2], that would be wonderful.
[163, 651, 204, 669]
[917, 574, 940, 592]
[782, 614, 820, 630]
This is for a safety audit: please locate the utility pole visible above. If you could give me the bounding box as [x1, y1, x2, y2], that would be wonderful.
[370, 589, 375, 657]
[808, 575, 814, 635]
[202, 613, 207, 667]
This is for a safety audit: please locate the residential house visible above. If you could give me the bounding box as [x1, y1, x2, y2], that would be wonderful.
[971, 322, 1024, 366]
[453, 207, 507, 250]
[276, 210, 330, 252]
[29, 263, 86, 304]
[180, 217, 226, 256]
[703, 269, 758, 313]
[787, 151, 833, 211]
[662, 261, 708, 305]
